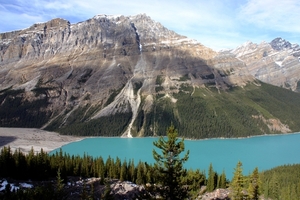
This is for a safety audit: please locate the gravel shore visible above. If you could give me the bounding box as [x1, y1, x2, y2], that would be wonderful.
[0, 128, 82, 153]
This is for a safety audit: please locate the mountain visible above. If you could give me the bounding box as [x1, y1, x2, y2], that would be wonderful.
[230, 38, 300, 92]
[1, 14, 300, 139]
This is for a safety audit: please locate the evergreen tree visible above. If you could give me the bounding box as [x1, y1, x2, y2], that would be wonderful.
[80, 179, 88, 200]
[219, 170, 227, 189]
[81, 153, 90, 177]
[146, 168, 152, 183]
[105, 156, 113, 178]
[207, 163, 216, 192]
[55, 168, 67, 199]
[152, 124, 190, 200]
[120, 159, 128, 181]
[144, 162, 153, 183]
[289, 184, 297, 200]
[183, 169, 206, 193]
[136, 161, 145, 185]
[102, 180, 114, 200]
[114, 157, 121, 178]
[96, 157, 105, 184]
[269, 172, 280, 200]
[13, 148, 27, 179]
[56, 168, 64, 192]
[128, 159, 136, 182]
[230, 161, 244, 200]
[247, 167, 261, 200]
[27, 147, 36, 178]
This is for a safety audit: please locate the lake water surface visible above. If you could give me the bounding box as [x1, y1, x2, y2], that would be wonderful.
[51, 133, 300, 179]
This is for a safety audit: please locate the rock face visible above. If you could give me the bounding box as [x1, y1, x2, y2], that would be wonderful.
[0, 14, 242, 135]
[230, 38, 300, 92]
[110, 180, 146, 200]
[1, 14, 300, 137]
[198, 188, 230, 200]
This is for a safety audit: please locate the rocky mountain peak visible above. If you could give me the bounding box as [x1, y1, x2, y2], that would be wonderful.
[270, 37, 292, 51]
[229, 37, 300, 92]
[268, 37, 300, 57]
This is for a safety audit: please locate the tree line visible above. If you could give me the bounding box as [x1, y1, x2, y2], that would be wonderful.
[260, 164, 300, 200]
[0, 145, 207, 199]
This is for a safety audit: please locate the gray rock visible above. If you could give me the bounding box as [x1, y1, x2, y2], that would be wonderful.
[198, 188, 230, 200]
[110, 180, 147, 200]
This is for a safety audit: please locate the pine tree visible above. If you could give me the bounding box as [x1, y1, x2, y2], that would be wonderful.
[13, 148, 27, 179]
[55, 168, 67, 199]
[219, 170, 227, 189]
[120, 159, 128, 181]
[290, 184, 297, 200]
[102, 180, 114, 200]
[207, 163, 216, 192]
[269, 172, 280, 200]
[105, 156, 113, 179]
[136, 161, 145, 185]
[27, 147, 36, 178]
[247, 167, 261, 200]
[128, 159, 136, 182]
[96, 157, 105, 184]
[114, 157, 121, 179]
[144, 162, 153, 183]
[230, 161, 244, 200]
[152, 124, 190, 200]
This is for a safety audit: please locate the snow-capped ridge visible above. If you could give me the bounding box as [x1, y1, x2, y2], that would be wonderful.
[93, 14, 123, 20]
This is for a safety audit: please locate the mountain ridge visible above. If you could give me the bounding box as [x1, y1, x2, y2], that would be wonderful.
[1, 14, 300, 138]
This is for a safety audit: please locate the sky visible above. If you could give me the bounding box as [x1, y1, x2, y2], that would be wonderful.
[0, 0, 299, 50]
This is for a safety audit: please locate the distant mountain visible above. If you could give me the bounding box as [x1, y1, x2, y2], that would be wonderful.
[229, 38, 300, 92]
[1, 14, 300, 138]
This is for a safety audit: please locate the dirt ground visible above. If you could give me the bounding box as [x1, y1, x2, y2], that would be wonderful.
[0, 128, 83, 153]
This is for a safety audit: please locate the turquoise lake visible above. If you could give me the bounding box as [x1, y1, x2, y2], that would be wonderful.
[51, 133, 300, 179]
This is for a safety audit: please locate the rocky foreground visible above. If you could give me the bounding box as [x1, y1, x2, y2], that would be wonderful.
[0, 177, 232, 200]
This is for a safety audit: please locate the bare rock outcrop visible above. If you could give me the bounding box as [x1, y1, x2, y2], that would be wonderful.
[198, 188, 230, 200]
[110, 180, 147, 200]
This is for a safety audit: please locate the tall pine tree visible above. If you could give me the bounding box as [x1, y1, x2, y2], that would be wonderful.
[153, 124, 190, 200]
[247, 167, 261, 200]
[231, 161, 244, 200]
[218, 170, 227, 189]
[207, 163, 216, 192]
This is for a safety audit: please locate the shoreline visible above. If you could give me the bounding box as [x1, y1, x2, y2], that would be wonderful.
[1, 127, 299, 154]
[182, 131, 300, 141]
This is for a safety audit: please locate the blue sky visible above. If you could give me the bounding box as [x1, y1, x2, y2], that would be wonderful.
[1, 0, 299, 50]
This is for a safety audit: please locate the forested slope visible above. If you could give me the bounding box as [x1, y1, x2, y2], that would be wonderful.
[54, 81, 300, 139]
[260, 164, 300, 200]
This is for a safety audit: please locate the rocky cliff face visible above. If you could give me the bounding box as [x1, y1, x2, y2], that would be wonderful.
[230, 38, 300, 92]
[0, 14, 243, 135]
[1, 14, 300, 138]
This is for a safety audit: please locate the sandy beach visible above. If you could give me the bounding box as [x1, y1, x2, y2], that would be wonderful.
[0, 128, 83, 154]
